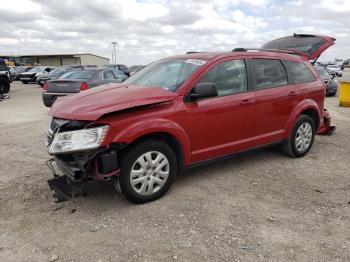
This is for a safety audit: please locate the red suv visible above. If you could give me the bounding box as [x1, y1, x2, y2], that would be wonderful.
[47, 34, 335, 203]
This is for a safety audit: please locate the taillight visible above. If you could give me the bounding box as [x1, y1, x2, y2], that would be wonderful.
[80, 82, 89, 91]
[43, 81, 48, 91]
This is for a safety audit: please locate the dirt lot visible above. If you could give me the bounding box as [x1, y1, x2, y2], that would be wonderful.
[0, 75, 350, 262]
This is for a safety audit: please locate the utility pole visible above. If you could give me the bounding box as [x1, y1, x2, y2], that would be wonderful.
[111, 42, 118, 64]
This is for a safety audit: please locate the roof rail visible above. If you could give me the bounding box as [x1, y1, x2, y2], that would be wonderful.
[186, 51, 202, 54]
[232, 48, 300, 56]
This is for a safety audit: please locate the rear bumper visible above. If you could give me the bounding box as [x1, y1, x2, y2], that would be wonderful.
[42, 92, 70, 107]
[20, 77, 35, 82]
[318, 109, 336, 135]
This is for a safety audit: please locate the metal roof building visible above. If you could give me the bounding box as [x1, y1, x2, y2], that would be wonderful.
[0, 53, 110, 67]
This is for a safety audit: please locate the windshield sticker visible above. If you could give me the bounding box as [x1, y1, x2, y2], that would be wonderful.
[185, 59, 207, 66]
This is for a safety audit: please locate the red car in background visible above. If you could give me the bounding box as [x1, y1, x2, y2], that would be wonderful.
[46, 34, 336, 203]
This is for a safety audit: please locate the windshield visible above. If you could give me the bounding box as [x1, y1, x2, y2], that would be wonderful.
[60, 70, 95, 80]
[28, 67, 44, 73]
[124, 59, 206, 91]
[316, 67, 329, 77]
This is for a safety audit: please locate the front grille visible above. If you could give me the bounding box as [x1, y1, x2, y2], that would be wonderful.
[50, 118, 69, 132]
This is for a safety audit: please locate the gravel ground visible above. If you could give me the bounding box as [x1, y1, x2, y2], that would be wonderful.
[0, 74, 349, 262]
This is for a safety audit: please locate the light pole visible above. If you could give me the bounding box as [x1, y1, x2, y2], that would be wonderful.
[111, 41, 118, 64]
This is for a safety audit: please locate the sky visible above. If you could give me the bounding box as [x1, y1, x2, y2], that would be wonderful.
[0, 0, 349, 65]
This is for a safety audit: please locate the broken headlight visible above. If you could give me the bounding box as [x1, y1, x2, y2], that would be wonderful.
[49, 125, 109, 154]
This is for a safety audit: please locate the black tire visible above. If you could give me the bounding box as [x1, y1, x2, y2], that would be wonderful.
[0, 82, 10, 94]
[281, 115, 316, 158]
[22, 81, 28, 84]
[118, 139, 177, 204]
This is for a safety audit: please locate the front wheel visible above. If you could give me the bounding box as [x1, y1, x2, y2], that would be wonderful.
[0, 82, 10, 94]
[118, 140, 177, 204]
[282, 115, 315, 158]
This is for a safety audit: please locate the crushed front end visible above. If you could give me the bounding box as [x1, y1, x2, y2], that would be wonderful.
[46, 117, 121, 202]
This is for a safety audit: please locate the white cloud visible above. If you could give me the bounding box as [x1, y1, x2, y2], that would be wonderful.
[0, 0, 348, 65]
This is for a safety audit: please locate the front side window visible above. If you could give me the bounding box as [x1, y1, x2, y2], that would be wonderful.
[284, 61, 316, 84]
[251, 59, 287, 89]
[198, 59, 247, 96]
[124, 59, 205, 91]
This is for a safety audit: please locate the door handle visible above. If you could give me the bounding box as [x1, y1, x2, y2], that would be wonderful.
[288, 91, 298, 96]
[240, 99, 255, 105]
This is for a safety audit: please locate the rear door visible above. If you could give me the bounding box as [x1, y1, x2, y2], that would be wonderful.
[249, 58, 301, 146]
[262, 34, 335, 61]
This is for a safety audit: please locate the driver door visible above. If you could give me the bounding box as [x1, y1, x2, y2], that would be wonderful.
[180, 59, 256, 162]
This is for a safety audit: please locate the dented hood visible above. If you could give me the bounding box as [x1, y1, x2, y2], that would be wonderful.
[49, 84, 178, 121]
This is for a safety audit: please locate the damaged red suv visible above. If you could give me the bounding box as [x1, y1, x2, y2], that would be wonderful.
[47, 34, 335, 203]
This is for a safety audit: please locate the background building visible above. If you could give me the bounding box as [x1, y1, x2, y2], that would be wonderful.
[0, 53, 109, 67]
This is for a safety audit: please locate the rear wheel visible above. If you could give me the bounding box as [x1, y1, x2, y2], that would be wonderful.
[118, 140, 177, 204]
[22, 81, 28, 84]
[282, 115, 315, 158]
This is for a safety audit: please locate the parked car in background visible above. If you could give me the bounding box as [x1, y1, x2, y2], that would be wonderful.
[36, 65, 92, 87]
[10, 66, 34, 80]
[129, 65, 146, 76]
[20, 66, 56, 84]
[103, 64, 130, 76]
[315, 66, 338, 96]
[47, 33, 336, 204]
[0, 58, 11, 94]
[37, 67, 68, 87]
[327, 64, 342, 76]
[111, 69, 128, 81]
[42, 68, 124, 107]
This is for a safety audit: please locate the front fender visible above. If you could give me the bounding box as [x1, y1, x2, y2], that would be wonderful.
[105, 118, 192, 166]
[284, 99, 321, 138]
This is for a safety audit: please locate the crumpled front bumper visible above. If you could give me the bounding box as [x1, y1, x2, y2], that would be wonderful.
[46, 147, 120, 202]
[317, 109, 336, 136]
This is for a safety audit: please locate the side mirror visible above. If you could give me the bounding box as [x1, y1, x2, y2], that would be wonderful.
[188, 82, 218, 101]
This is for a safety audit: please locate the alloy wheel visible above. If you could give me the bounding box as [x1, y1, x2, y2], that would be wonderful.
[130, 151, 170, 195]
[295, 122, 313, 153]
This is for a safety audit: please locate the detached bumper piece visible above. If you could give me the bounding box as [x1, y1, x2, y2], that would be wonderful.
[318, 109, 336, 136]
[48, 175, 84, 203]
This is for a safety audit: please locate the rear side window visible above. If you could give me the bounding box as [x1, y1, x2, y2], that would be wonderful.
[251, 59, 287, 89]
[103, 70, 116, 80]
[284, 61, 316, 84]
[199, 59, 247, 96]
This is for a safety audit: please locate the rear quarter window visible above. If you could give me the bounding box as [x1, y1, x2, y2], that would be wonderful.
[284, 61, 316, 84]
